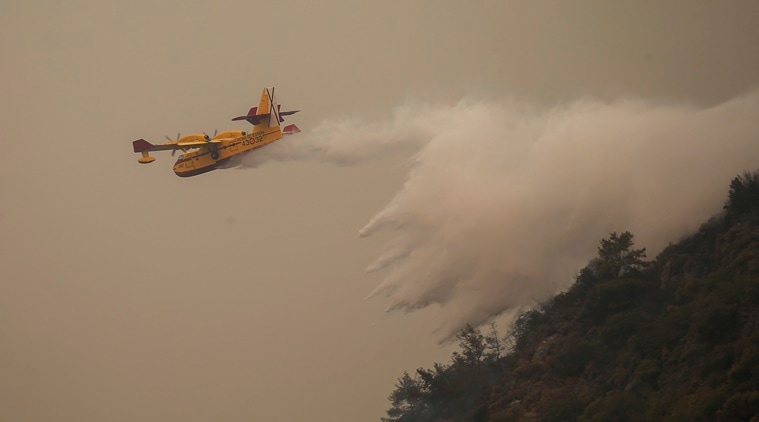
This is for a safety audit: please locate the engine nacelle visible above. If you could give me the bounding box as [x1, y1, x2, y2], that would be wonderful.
[213, 130, 246, 140]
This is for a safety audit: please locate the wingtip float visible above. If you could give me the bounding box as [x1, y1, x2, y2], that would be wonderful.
[131, 87, 300, 177]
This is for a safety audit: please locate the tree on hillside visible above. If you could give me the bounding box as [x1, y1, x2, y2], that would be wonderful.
[724, 170, 759, 220]
[383, 324, 507, 421]
[383, 372, 428, 422]
[452, 325, 487, 366]
[594, 231, 647, 280]
[485, 322, 507, 361]
[511, 307, 545, 349]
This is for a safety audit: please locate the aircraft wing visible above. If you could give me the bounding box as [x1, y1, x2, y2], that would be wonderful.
[177, 139, 222, 147]
[132, 138, 221, 153]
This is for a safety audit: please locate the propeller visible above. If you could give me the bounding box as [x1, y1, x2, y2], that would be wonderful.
[164, 133, 182, 156]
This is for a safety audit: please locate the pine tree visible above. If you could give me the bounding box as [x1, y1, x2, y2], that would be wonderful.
[595, 231, 647, 280]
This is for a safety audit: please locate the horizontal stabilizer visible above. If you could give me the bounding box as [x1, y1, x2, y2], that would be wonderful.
[232, 106, 265, 120]
[283, 124, 301, 135]
[232, 113, 270, 125]
[232, 97, 300, 126]
[277, 104, 300, 118]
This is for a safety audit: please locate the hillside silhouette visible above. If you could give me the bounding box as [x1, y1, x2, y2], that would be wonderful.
[383, 171, 759, 422]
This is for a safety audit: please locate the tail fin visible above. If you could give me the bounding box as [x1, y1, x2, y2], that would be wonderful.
[132, 139, 156, 164]
[132, 138, 154, 153]
[258, 87, 273, 120]
[231, 87, 299, 127]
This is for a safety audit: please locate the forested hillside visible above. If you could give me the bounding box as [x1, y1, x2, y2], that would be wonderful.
[383, 171, 759, 422]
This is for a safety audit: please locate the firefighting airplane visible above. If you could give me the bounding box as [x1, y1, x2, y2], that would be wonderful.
[132, 87, 300, 177]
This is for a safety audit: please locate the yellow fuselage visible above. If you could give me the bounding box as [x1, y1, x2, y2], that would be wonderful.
[172, 126, 283, 177]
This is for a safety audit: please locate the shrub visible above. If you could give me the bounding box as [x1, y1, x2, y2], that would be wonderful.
[666, 388, 728, 422]
[634, 359, 661, 388]
[579, 392, 646, 422]
[717, 391, 759, 422]
[555, 338, 596, 377]
[600, 310, 650, 349]
[541, 395, 585, 422]
[694, 302, 739, 344]
[728, 344, 759, 385]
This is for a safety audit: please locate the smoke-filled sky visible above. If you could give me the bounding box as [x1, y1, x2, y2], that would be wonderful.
[2, 1, 759, 421]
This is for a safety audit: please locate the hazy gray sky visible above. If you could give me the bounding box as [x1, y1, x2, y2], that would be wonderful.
[2, 1, 759, 421]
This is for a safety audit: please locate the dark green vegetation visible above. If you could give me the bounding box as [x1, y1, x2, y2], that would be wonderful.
[383, 171, 759, 421]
